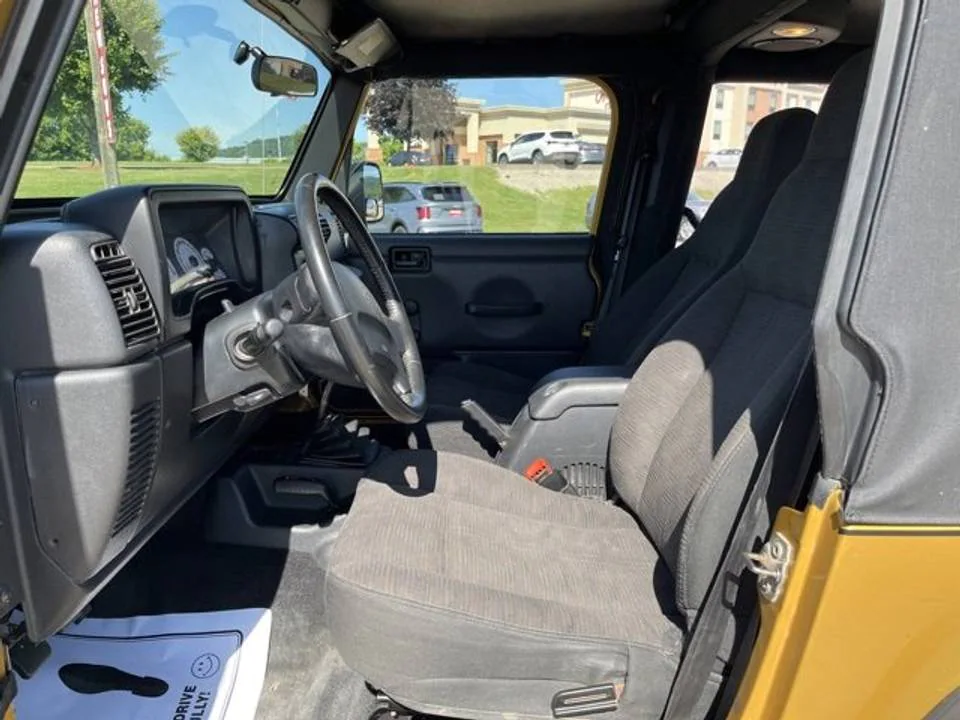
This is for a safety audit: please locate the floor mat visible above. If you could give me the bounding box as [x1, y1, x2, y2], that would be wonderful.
[17, 609, 271, 720]
[92, 541, 376, 720]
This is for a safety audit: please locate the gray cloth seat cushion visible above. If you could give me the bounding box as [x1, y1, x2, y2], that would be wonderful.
[326, 450, 684, 720]
[421, 108, 817, 455]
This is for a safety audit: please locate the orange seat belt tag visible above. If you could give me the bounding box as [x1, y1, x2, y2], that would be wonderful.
[524, 458, 552, 482]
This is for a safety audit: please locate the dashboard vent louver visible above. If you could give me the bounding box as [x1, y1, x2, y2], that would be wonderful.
[111, 401, 161, 538]
[317, 211, 345, 243]
[91, 242, 160, 348]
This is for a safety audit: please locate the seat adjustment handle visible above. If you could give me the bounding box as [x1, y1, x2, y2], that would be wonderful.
[551, 683, 620, 717]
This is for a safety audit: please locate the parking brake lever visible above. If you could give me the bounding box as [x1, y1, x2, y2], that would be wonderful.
[461, 399, 509, 448]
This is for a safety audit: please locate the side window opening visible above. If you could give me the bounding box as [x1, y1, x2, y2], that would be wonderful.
[354, 77, 614, 234]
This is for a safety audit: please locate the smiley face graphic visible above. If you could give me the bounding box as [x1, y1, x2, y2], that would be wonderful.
[190, 653, 221, 679]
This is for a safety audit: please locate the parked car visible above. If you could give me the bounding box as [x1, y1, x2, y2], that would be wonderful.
[387, 150, 432, 167]
[367, 182, 483, 234]
[585, 189, 711, 244]
[498, 130, 581, 166]
[677, 190, 711, 243]
[578, 141, 606, 164]
[702, 147, 742, 169]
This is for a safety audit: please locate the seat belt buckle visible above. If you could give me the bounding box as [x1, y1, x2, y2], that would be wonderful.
[551, 683, 620, 717]
[580, 321, 595, 339]
[523, 458, 578, 495]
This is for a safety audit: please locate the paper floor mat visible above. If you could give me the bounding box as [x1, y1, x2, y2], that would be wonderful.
[16, 608, 272, 720]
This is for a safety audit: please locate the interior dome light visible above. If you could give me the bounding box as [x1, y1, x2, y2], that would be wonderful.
[772, 24, 819, 38]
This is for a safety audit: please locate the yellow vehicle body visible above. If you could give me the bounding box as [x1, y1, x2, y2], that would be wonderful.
[733, 489, 960, 719]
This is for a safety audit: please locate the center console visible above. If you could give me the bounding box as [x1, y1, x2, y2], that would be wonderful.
[494, 366, 634, 498]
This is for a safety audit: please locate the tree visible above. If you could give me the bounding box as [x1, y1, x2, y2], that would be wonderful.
[115, 117, 151, 161]
[352, 140, 366, 163]
[29, 0, 169, 163]
[365, 79, 458, 150]
[176, 126, 220, 162]
[378, 136, 403, 164]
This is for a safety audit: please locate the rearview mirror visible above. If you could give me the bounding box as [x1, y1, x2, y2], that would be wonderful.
[253, 54, 319, 97]
[349, 162, 384, 223]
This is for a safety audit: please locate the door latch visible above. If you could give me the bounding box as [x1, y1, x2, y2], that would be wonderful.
[744, 531, 793, 603]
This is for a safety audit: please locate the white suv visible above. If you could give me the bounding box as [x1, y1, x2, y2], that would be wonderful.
[498, 130, 581, 166]
[702, 147, 742, 169]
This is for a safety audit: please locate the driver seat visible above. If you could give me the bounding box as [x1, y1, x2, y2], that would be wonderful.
[326, 52, 869, 719]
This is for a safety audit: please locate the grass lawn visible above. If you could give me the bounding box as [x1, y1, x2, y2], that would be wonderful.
[17, 162, 595, 234]
[382, 166, 593, 233]
[16, 161, 290, 198]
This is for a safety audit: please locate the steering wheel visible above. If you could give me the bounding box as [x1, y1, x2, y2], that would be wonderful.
[293, 172, 425, 424]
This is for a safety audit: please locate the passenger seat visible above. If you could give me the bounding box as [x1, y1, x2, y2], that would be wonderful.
[423, 107, 817, 449]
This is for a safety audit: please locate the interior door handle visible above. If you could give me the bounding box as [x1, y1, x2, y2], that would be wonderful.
[389, 247, 430, 272]
[465, 302, 543, 318]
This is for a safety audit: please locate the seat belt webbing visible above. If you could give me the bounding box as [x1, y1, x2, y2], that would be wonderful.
[593, 91, 662, 328]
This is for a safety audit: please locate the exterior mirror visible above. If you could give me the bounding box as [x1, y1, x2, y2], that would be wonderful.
[349, 161, 384, 223]
[252, 54, 319, 97]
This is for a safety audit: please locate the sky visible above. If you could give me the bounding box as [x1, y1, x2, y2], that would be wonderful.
[120, 0, 565, 157]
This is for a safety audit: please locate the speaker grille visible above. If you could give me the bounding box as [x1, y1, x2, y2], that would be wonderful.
[560, 462, 607, 499]
[111, 401, 161, 537]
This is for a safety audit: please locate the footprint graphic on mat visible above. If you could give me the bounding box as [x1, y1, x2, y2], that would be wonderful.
[58, 663, 169, 697]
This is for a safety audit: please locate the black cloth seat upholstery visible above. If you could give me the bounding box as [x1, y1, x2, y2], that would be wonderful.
[424, 107, 817, 434]
[327, 52, 870, 720]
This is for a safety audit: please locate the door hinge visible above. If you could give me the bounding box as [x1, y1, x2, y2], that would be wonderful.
[744, 531, 793, 603]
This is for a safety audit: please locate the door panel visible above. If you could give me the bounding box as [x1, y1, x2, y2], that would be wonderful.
[353, 232, 596, 376]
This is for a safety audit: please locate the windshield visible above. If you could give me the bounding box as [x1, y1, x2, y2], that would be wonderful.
[15, 0, 329, 199]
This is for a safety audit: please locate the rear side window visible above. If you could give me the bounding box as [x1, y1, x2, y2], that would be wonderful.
[423, 185, 469, 202]
[352, 76, 614, 234]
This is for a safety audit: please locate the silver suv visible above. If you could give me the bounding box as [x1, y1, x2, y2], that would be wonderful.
[368, 182, 483, 234]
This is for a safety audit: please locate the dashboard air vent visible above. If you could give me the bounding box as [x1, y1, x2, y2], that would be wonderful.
[91, 242, 161, 348]
[111, 401, 161, 538]
[318, 213, 345, 242]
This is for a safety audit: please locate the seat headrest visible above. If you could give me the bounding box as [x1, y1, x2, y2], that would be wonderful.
[733, 107, 817, 187]
[738, 50, 872, 307]
[806, 50, 872, 161]
[689, 108, 815, 268]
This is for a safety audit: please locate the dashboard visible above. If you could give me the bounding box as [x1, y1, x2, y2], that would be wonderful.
[0, 184, 305, 642]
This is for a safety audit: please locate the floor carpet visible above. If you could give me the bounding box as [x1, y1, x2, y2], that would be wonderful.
[91, 531, 377, 720]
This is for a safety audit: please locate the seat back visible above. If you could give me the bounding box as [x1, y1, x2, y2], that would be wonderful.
[609, 52, 871, 624]
[586, 107, 816, 368]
